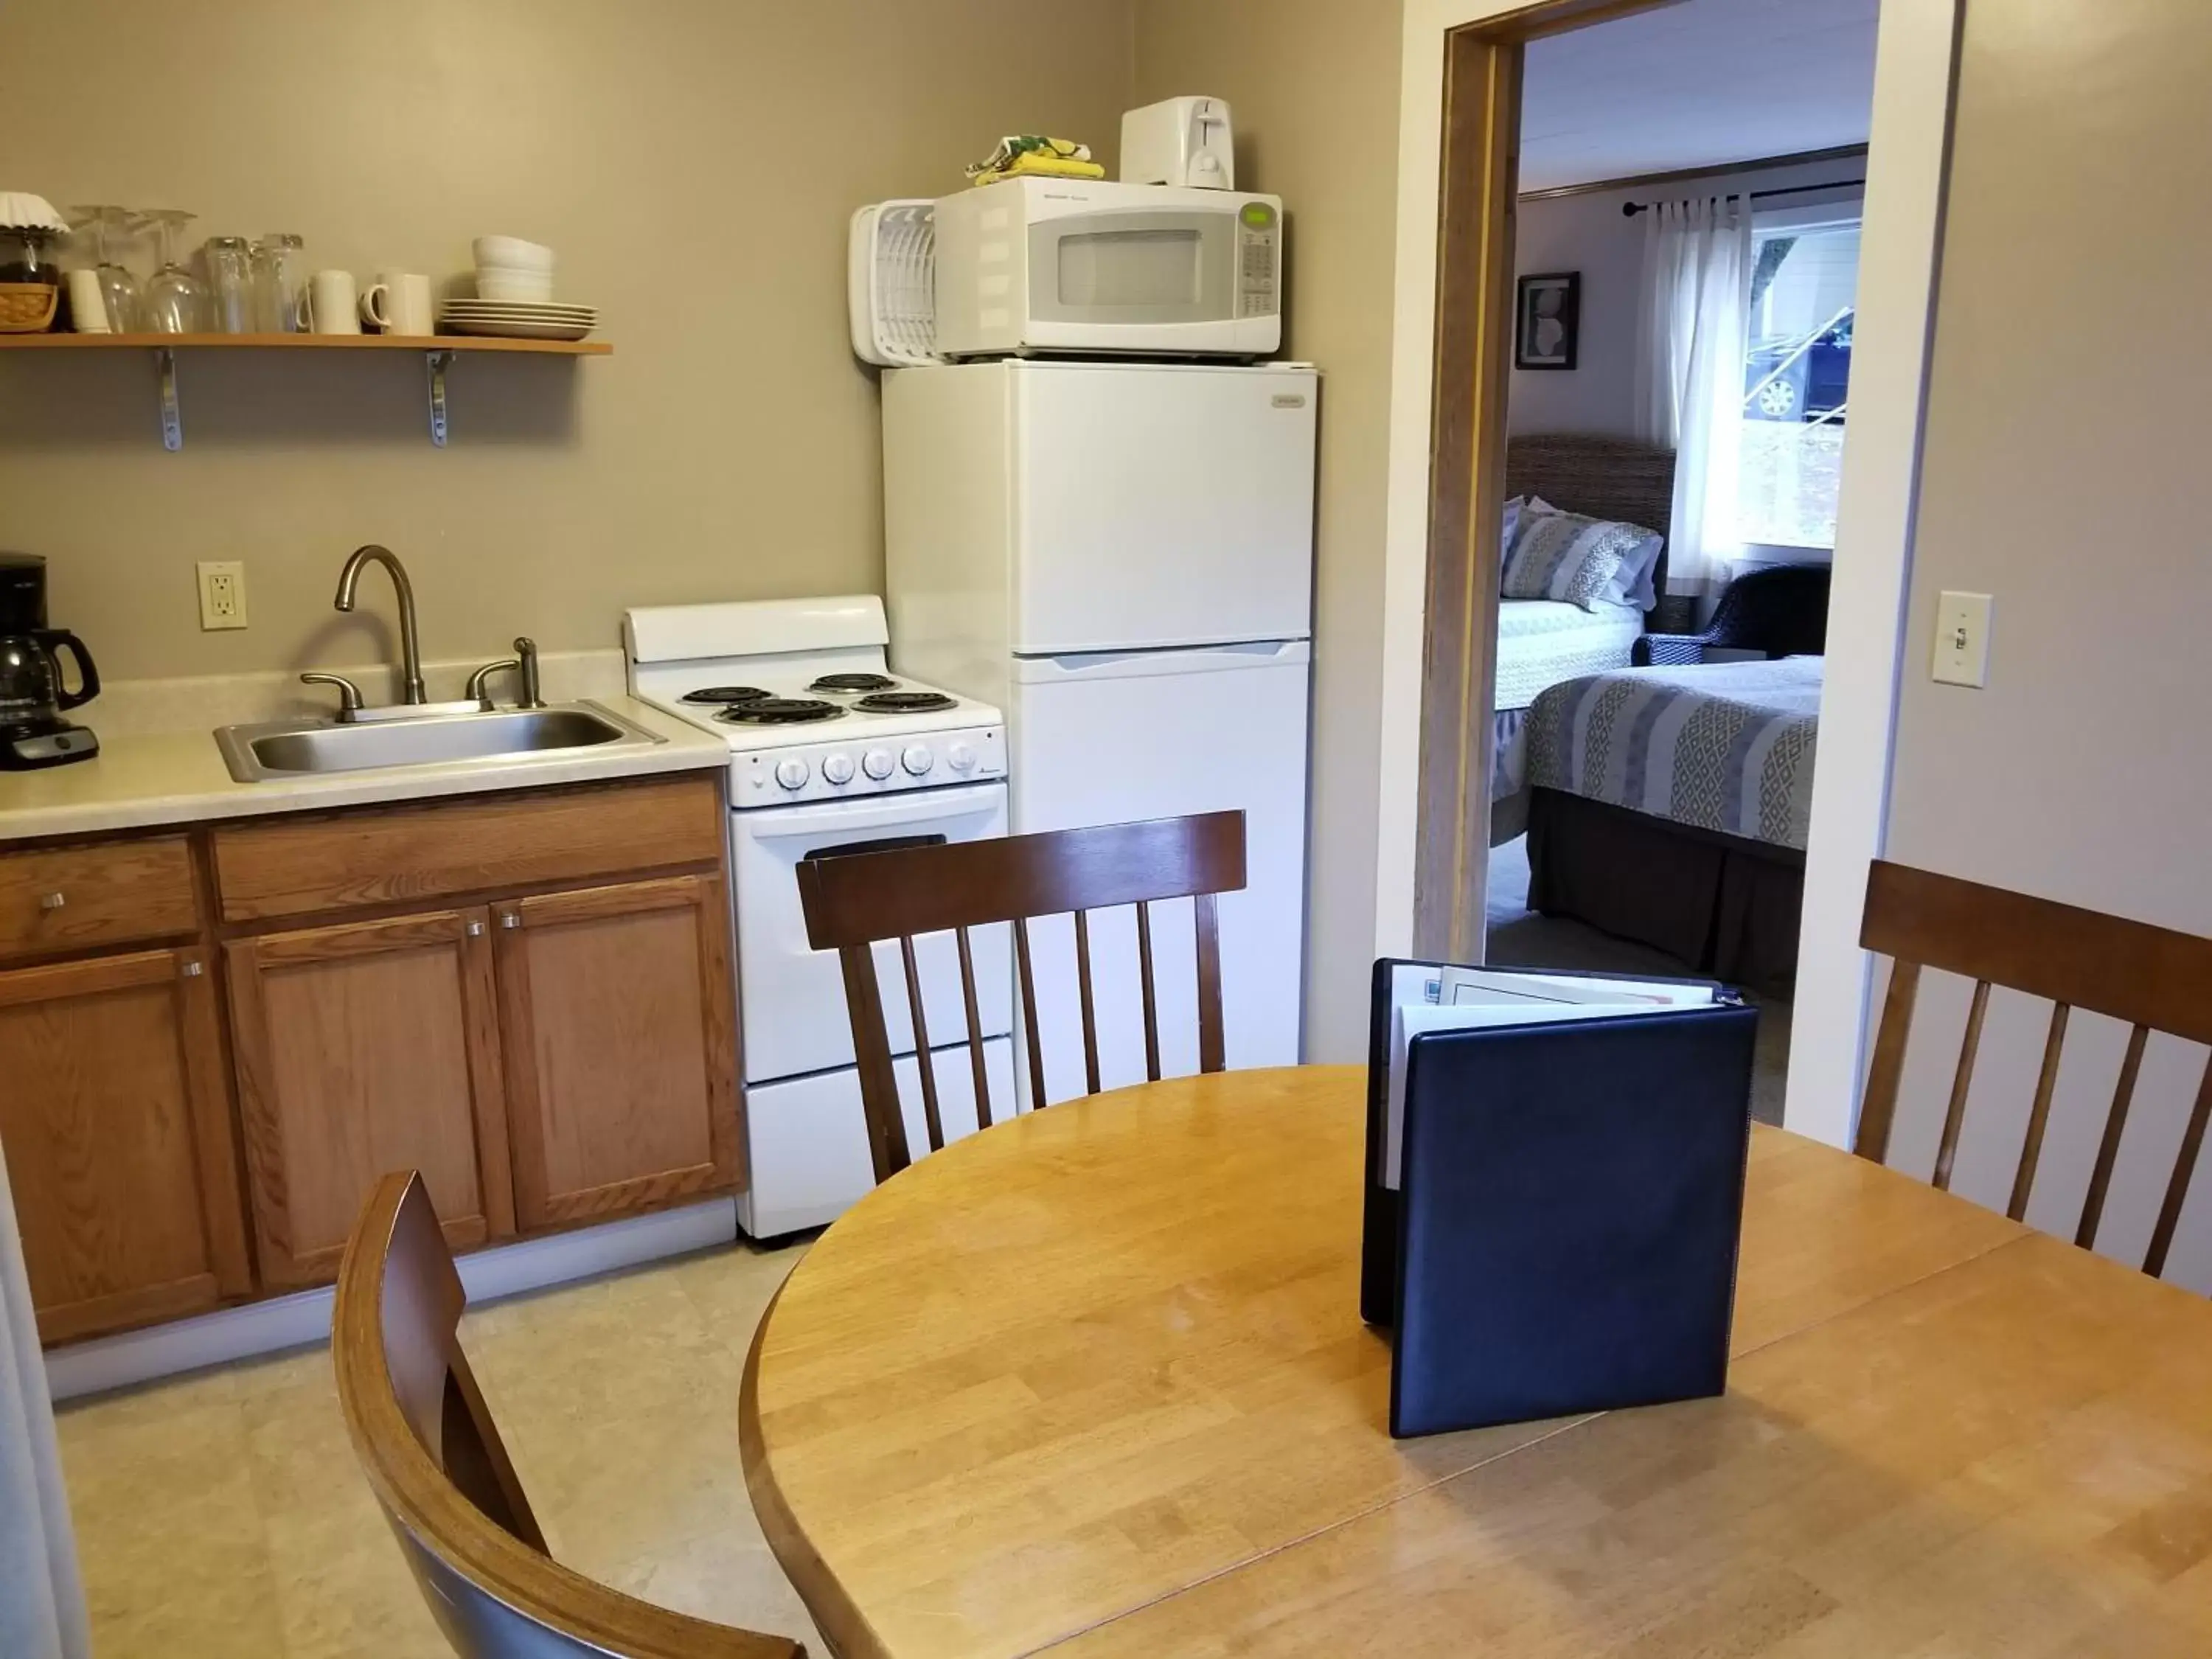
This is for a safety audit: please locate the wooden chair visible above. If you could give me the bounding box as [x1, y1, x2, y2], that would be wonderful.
[796, 810, 1248, 1183]
[333, 1171, 804, 1659]
[1854, 860, 2212, 1279]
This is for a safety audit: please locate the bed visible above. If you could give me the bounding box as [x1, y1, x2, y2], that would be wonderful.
[1489, 435, 1677, 842]
[1487, 436, 1823, 993]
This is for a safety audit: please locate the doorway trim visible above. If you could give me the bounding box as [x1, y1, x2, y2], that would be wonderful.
[1371, 0, 1966, 1144]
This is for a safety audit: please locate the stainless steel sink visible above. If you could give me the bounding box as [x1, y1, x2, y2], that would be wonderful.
[215, 700, 664, 782]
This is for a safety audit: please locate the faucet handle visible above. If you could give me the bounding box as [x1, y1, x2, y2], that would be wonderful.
[300, 672, 366, 721]
[465, 657, 521, 710]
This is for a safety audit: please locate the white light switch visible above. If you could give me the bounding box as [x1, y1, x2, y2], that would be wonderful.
[1932, 591, 1992, 687]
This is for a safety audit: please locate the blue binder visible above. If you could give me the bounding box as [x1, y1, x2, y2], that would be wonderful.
[1361, 959, 1759, 1439]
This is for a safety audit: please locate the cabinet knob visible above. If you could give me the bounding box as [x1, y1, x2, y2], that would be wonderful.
[500, 913, 521, 930]
[181, 960, 204, 978]
[465, 920, 485, 937]
[39, 891, 64, 911]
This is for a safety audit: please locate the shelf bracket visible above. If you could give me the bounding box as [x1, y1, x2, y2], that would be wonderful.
[426, 349, 455, 446]
[155, 348, 181, 451]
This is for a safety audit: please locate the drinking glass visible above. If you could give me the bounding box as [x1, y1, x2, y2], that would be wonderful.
[137, 209, 209, 333]
[250, 234, 305, 332]
[205, 237, 255, 333]
[67, 206, 142, 333]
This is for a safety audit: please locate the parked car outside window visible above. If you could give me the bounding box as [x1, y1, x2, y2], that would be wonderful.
[1745, 309, 1854, 422]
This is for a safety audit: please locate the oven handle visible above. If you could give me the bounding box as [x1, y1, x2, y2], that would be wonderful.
[732, 780, 1006, 838]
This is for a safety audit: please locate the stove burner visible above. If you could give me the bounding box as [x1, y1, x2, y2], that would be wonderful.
[809, 672, 898, 694]
[715, 698, 845, 726]
[681, 686, 772, 705]
[854, 690, 958, 714]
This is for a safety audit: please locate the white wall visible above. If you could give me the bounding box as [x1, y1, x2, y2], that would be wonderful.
[1877, 0, 2212, 1291]
[1508, 158, 1863, 437]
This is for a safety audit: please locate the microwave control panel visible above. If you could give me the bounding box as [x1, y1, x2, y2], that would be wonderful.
[1237, 200, 1280, 319]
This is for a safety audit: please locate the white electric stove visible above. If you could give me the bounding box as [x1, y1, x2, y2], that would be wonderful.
[625, 596, 1016, 1238]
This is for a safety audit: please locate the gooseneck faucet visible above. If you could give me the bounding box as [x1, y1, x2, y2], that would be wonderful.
[333, 543, 426, 705]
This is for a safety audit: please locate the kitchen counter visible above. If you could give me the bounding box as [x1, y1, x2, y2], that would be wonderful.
[0, 695, 728, 843]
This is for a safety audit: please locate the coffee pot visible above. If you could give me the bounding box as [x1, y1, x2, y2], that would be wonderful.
[0, 553, 101, 768]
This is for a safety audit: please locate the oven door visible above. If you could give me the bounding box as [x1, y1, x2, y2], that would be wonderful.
[731, 780, 1012, 1085]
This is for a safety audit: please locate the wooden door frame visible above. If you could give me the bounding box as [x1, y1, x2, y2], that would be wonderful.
[1375, 0, 1966, 1144]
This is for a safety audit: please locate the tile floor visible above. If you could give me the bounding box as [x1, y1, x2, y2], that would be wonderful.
[54, 1234, 819, 1659]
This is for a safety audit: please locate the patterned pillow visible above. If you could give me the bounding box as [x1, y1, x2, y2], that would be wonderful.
[1501, 507, 1663, 612]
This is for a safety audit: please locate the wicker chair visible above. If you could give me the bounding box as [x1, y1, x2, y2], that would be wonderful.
[1633, 565, 1831, 666]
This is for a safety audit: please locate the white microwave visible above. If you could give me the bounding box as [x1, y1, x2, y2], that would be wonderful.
[929, 178, 1282, 361]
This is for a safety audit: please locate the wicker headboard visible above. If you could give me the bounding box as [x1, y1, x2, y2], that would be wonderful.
[1504, 434, 1677, 604]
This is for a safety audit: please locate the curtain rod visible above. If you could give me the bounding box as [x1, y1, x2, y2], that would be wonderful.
[1622, 178, 1866, 218]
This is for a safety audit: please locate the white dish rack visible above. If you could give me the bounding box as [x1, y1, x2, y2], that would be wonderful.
[847, 199, 938, 366]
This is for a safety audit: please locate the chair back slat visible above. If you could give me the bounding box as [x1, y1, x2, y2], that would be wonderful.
[1136, 900, 1164, 1083]
[1931, 980, 1992, 1191]
[2006, 1003, 2072, 1220]
[2147, 1058, 2212, 1278]
[798, 813, 1248, 1178]
[2077, 1024, 2150, 1248]
[1015, 917, 1047, 1110]
[838, 943, 911, 1184]
[1854, 959, 1921, 1163]
[955, 926, 994, 1129]
[1194, 892, 1227, 1074]
[1074, 910, 1103, 1096]
[897, 936, 944, 1153]
[334, 1172, 804, 1658]
[1857, 859, 2212, 1288]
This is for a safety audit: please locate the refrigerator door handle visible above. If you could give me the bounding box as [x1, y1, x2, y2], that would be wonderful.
[1017, 639, 1312, 681]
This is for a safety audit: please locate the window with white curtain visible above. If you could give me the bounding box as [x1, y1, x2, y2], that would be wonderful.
[1736, 199, 1864, 554]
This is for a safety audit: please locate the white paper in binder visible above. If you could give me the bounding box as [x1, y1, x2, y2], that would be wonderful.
[847, 200, 939, 367]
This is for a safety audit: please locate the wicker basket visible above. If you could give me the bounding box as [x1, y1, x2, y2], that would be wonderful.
[0, 282, 58, 333]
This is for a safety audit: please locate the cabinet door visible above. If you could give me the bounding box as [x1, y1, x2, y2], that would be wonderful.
[0, 947, 252, 1344]
[226, 908, 512, 1289]
[494, 874, 741, 1229]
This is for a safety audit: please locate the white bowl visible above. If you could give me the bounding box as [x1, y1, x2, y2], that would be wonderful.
[476, 268, 555, 303]
[473, 236, 555, 272]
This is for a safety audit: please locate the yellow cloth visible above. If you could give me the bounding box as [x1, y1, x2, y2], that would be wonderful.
[972, 151, 1107, 185]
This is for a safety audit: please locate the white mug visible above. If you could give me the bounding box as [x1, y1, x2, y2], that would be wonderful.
[302, 269, 361, 335]
[361, 272, 434, 336]
[65, 269, 110, 333]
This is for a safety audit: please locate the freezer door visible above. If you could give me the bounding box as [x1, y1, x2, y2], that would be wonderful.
[1010, 364, 1317, 653]
[1009, 642, 1310, 1100]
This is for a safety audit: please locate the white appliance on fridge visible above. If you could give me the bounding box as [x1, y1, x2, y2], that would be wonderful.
[883, 359, 1316, 1103]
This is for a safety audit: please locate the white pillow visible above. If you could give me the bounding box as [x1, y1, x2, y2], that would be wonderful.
[1521, 495, 1663, 611]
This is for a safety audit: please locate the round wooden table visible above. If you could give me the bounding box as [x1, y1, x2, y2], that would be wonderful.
[740, 1066, 2212, 1658]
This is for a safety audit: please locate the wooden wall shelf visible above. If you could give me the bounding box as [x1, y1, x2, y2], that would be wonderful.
[0, 331, 613, 448]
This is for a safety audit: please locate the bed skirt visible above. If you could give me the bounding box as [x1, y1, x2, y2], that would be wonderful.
[1524, 787, 1804, 993]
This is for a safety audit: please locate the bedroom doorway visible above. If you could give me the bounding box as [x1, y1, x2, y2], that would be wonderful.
[1407, 0, 1886, 1126]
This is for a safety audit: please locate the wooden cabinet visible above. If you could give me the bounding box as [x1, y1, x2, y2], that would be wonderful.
[226, 909, 513, 1289]
[494, 875, 741, 1229]
[0, 945, 251, 1343]
[0, 771, 740, 1333]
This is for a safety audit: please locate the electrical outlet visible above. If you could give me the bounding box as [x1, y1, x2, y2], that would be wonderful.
[197, 560, 248, 630]
[1932, 590, 1992, 687]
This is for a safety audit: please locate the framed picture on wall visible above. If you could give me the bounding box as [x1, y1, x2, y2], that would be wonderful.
[1515, 272, 1580, 370]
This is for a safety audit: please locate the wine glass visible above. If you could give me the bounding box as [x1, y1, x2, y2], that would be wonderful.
[68, 206, 142, 333]
[136, 209, 209, 333]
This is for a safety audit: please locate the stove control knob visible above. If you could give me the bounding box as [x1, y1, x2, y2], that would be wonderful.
[947, 742, 977, 773]
[774, 757, 810, 791]
[821, 753, 856, 785]
[901, 744, 934, 776]
[861, 747, 897, 781]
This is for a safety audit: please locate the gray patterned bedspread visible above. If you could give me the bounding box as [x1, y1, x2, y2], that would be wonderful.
[1523, 658, 1822, 849]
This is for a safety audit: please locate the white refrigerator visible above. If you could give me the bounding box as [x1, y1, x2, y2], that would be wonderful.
[883, 359, 1317, 1102]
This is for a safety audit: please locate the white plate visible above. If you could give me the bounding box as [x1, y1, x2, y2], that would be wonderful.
[439, 310, 599, 326]
[439, 316, 596, 341]
[442, 300, 597, 317]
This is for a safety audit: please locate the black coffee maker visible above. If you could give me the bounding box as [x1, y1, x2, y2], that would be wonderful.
[1, 554, 101, 769]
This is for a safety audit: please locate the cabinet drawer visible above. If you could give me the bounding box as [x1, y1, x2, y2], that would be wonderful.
[212, 773, 726, 922]
[0, 838, 200, 959]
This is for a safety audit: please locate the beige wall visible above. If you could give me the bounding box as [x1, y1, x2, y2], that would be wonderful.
[1133, 0, 1403, 1063]
[0, 0, 1133, 680]
[1884, 0, 2212, 1287]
